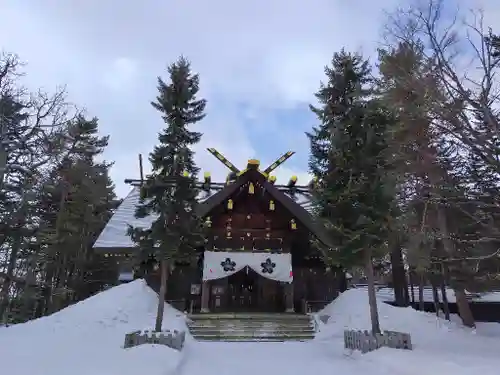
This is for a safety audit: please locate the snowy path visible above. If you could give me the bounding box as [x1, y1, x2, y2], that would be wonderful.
[179, 336, 500, 375]
[179, 341, 386, 375]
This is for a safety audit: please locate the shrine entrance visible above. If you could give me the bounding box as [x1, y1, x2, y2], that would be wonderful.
[226, 267, 285, 312]
[227, 267, 257, 311]
[203, 251, 292, 313]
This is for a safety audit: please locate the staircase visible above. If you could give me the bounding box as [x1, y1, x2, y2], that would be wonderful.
[187, 313, 316, 342]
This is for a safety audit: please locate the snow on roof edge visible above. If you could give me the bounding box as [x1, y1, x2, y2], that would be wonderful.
[94, 186, 314, 249]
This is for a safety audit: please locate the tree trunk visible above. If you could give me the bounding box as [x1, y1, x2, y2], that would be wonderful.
[440, 265, 450, 320]
[430, 274, 440, 317]
[45, 183, 70, 315]
[154, 259, 169, 332]
[0, 118, 7, 192]
[418, 273, 425, 311]
[454, 288, 475, 328]
[435, 207, 475, 327]
[390, 241, 408, 306]
[364, 249, 381, 334]
[338, 269, 348, 293]
[0, 232, 22, 321]
[409, 269, 415, 304]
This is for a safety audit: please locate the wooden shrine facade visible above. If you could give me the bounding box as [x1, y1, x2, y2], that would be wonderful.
[93, 150, 346, 313]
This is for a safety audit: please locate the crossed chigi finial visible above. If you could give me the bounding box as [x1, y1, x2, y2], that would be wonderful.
[206, 147, 295, 178]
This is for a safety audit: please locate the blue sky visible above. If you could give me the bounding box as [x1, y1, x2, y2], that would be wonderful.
[1, 0, 497, 197]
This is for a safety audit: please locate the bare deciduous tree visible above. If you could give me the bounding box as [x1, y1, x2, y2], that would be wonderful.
[380, 0, 500, 327]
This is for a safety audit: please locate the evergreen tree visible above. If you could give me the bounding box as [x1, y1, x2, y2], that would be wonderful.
[0, 95, 38, 321]
[129, 56, 206, 332]
[0, 52, 118, 323]
[37, 115, 118, 315]
[488, 32, 500, 58]
[308, 50, 396, 334]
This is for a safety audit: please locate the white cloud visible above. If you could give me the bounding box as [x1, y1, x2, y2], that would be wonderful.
[1, 0, 500, 197]
[101, 58, 138, 91]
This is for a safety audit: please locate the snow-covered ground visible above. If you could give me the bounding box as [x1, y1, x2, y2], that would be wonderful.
[315, 289, 500, 374]
[1, 280, 499, 375]
[0, 280, 187, 375]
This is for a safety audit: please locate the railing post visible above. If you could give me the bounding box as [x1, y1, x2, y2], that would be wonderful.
[201, 280, 210, 312]
[285, 282, 295, 312]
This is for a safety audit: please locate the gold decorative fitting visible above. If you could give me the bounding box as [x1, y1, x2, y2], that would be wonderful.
[269, 200, 275, 211]
[247, 159, 260, 170]
[268, 175, 276, 184]
[290, 219, 297, 230]
[204, 172, 211, 186]
[205, 217, 212, 227]
[182, 170, 189, 177]
[227, 199, 233, 210]
[248, 182, 255, 194]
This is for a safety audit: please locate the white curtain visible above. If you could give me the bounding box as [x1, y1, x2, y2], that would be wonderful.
[202, 251, 246, 280]
[202, 251, 293, 283]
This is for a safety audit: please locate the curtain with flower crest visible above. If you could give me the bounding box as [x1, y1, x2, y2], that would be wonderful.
[202, 251, 293, 283]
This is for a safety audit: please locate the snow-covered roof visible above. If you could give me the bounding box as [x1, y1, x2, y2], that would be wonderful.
[93, 186, 314, 249]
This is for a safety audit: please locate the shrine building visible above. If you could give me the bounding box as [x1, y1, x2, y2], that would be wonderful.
[93, 149, 345, 313]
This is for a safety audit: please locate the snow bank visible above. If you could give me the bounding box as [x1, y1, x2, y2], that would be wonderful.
[315, 288, 500, 375]
[0, 279, 188, 375]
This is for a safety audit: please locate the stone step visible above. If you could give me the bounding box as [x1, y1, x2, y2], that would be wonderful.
[196, 337, 313, 342]
[187, 313, 315, 342]
[187, 321, 313, 328]
[188, 313, 311, 321]
[188, 324, 314, 330]
[189, 327, 315, 335]
[193, 333, 315, 341]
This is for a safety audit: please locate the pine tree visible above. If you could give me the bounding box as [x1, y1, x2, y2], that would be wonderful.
[37, 115, 118, 315]
[129, 56, 206, 332]
[488, 32, 500, 58]
[308, 50, 396, 334]
[0, 95, 36, 322]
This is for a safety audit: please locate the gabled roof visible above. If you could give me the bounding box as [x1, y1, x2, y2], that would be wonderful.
[93, 173, 316, 250]
[197, 168, 332, 247]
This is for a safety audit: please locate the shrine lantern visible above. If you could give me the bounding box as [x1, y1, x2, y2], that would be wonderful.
[269, 200, 275, 211]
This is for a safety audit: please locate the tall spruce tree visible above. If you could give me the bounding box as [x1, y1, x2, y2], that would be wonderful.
[488, 32, 500, 58]
[129, 57, 206, 332]
[37, 115, 118, 315]
[308, 50, 396, 334]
